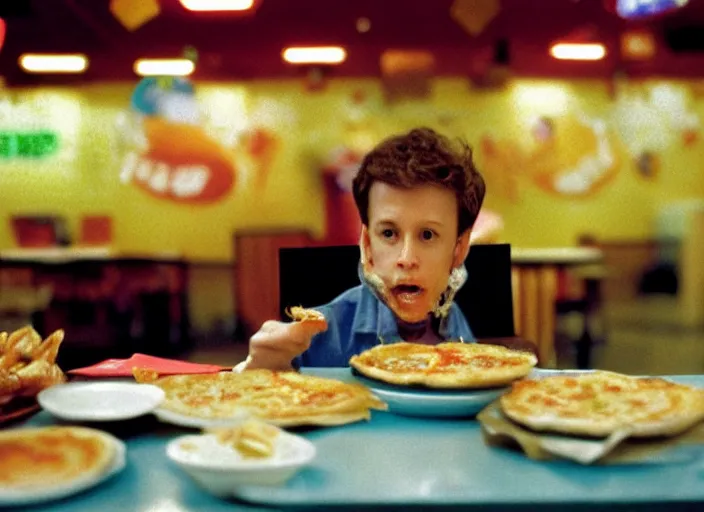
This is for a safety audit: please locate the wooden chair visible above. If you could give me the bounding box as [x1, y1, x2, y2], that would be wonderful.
[278, 243, 539, 362]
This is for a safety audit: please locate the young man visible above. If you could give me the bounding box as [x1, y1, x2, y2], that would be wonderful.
[239, 127, 486, 371]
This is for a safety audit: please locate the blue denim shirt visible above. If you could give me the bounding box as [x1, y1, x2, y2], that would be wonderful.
[293, 284, 475, 368]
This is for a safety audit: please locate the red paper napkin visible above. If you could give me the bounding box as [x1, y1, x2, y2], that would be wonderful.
[67, 353, 228, 377]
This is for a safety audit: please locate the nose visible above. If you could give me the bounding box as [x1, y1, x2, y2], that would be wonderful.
[397, 236, 420, 270]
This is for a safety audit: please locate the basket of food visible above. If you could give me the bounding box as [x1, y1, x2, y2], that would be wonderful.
[0, 326, 66, 423]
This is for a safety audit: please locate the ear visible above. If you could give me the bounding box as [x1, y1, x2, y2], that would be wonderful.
[359, 225, 374, 270]
[452, 229, 471, 269]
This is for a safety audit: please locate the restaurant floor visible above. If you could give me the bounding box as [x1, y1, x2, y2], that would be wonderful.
[186, 296, 704, 376]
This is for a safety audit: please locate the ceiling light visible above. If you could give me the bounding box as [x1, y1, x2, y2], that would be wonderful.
[179, 0, 254, 11]
[356, 17, 371, 33]
[621, 30, 656, 60]
[19, 54, 88, 73]
[282, 46, 347, 65]
[134, 58, 195, 76]
[549, 43, 606, 61]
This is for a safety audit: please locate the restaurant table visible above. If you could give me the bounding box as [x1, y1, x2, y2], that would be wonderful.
[7, 368, 704, 512]
[0, 247, 194, 368]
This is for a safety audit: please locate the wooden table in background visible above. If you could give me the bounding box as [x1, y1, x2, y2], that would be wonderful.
[511, 247, 604, 368]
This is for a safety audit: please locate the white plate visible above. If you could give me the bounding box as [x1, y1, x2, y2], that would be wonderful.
[153, 406, 251, 429]
[166, 430, 316, 496]
[38, 381, 165, 422]
[353, 374, 508, 418]
[0, 434, 126, 506]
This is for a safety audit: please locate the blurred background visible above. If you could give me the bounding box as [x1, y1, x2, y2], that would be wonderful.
[0, 0, 702, 375]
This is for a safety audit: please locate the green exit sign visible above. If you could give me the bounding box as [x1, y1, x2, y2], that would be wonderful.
[0, 131, 59, 159]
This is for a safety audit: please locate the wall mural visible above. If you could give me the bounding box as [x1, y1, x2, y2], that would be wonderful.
[611, 82, 699, 180]
[478, 82, 702, 200]
[480, 111, 619, 201]
[3, 78, 704, 259]
[117, 77, 238, 204]
[107, 78, 704, 214]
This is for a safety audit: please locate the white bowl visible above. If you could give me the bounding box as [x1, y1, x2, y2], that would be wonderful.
[166, 431, 316, 496]
[38, 381, 165, 422]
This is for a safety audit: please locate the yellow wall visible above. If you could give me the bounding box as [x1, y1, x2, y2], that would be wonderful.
[2, 78, 704, 261]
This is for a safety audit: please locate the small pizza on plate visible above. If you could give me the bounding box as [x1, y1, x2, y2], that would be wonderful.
[500, 371, 704, 438]
[0, 426, 116, 491]
[349, 342, 538, 389]
[285, 306, 327, 329]
[137, 369, 386, 427]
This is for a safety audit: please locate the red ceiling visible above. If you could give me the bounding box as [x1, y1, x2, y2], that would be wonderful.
[1, 0, 704, 86]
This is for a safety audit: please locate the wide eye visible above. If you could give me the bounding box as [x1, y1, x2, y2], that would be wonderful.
[381, 228, 395, 239]
[421, 229, 435, 241]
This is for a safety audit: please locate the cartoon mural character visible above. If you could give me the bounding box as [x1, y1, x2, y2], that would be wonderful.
[318, 146, 363, 246]
[118, 77, 236, 204]
[530, 114, 619, 197]
[480, 112, 620, 199]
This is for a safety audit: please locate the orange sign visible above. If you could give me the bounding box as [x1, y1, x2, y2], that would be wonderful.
[119, 77, 237, 204]
[122, 118, 235, 203]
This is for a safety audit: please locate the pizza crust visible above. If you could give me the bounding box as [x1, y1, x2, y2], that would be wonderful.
[349, 342, 537, 389]
[500, 371, 704, 438]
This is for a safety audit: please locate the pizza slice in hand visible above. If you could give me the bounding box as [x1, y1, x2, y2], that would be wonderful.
[285, 306, 328, 330]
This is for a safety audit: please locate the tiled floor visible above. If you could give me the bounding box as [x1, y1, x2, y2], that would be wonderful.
[186, 296, 704, 376]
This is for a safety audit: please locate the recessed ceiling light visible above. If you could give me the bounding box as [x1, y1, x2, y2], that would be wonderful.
[134, 58, 195, 76]
[19, 54, 88, 73]
[179, 0, 254, 11]
[549, 43, 606, 61]
[282, 46, 347, 65]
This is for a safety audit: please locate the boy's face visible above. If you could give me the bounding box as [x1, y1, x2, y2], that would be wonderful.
[361, 182, 470, 323]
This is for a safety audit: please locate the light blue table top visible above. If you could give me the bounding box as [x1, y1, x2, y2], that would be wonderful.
[6, 369, 704, 512]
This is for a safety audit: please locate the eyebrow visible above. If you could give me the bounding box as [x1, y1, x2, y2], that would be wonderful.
[375, 219, 446, 228]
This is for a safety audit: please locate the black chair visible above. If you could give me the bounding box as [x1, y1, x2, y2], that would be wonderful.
[278, 243, 537, 357]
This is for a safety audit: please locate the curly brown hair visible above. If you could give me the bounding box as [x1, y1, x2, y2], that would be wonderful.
[352, 127, 485, 234]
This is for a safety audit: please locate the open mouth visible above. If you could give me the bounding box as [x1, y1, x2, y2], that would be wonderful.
[391, 284, 425, 304]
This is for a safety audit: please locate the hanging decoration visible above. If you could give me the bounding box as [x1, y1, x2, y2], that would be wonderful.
[451, 0, 500, 37]
[110, 0, 161, 31]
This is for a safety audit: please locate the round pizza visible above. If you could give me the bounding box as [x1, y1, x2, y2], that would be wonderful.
[135, 369, 387, 427]
[0, 426, 116, 491]
[500, 371, 704, 438]
[349, 342, 538, 389]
